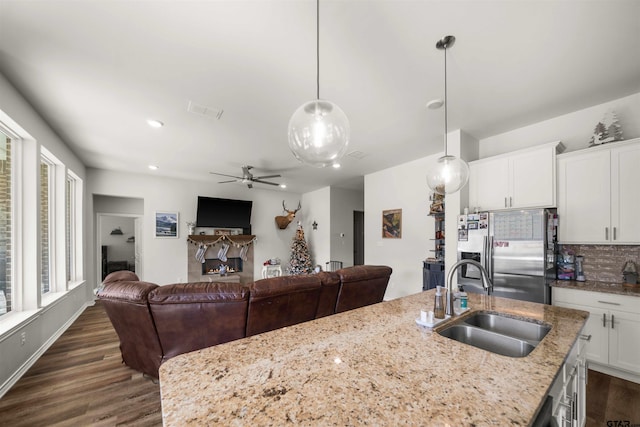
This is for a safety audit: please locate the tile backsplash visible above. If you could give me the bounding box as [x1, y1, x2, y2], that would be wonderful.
[559, 245, 640, 283]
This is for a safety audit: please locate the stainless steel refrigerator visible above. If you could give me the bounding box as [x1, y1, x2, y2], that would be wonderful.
[456, 209, 557, 304]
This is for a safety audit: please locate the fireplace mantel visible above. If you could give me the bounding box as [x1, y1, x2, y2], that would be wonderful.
[187, 234, 256, 245]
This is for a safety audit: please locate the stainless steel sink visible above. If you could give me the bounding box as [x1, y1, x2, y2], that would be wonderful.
[439, 324, 536, 357]
[437, 312, 551, 357]
[463, 312, 551, 344]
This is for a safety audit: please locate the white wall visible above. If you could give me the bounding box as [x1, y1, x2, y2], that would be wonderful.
[0, 73, 91, 397]
[364, 155, 439, 300]
[301, 187, 331, 270]
[100, 216, 135, 265]
[480, 92, 640, 158]
[330, 187, 364, 268]
[87, 168, 303, 287]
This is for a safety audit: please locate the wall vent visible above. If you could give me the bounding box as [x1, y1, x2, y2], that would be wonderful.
[187, 101, 224, 120]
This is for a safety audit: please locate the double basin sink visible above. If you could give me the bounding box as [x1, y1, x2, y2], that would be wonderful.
[437, 312, 551, 358]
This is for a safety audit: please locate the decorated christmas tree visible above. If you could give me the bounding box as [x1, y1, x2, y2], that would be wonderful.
[287, 223, 314, 275]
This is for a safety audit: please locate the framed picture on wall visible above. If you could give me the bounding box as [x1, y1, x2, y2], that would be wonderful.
[155, 211, 179, 238]
[382, 209, 402, 238]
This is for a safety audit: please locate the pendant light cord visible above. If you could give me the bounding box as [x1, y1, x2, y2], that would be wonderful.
[316, 0, 320, 100]
[443, 44, 448, 157]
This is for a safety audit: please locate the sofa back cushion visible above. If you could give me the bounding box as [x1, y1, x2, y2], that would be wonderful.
[103, 270, 140, 284]
[335, 265, 393, 313]
[246, 275, 321, 336]
[148, 282, 249, 360]
[315, 271, 341, 318]
[97, 280, 164, 378]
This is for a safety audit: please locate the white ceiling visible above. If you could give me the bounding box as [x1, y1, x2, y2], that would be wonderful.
[1, 0, 639, 193]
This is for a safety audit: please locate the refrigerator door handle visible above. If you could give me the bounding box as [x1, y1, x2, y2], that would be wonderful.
[485, 236, 493, 280]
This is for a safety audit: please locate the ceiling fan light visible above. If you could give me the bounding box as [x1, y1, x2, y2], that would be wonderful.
[427, 155, 470, 195]
[288, 99, 350, 168]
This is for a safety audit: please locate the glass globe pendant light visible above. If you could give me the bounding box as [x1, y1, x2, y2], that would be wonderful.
[288, 0, 350, 168]
[426, 35, 469, 195]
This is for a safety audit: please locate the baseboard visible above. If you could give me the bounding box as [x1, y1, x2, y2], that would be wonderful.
[0, 301, 91, 399]
[588, 362, 640, 385]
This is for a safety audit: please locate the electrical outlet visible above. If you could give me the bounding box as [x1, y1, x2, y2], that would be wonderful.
[20, 332, 26, 346]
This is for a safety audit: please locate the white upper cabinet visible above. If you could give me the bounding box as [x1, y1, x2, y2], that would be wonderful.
[557, 138, 640, 244]
[469, 142, 561, 211]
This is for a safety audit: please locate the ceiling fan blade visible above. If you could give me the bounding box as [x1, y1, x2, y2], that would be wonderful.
[217, 179, 238, 184]
[210, 172, 243, 179]
[253, 174, 281, 180]
[253, 179, 280, 186]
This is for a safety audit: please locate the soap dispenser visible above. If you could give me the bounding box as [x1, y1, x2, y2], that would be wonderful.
[434, 286, 445, 319]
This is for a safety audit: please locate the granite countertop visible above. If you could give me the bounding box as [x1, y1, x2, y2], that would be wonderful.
[552, 279, 640, 297]
[159, 291, 588, 426]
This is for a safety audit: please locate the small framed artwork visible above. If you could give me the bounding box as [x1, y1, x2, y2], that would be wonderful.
[155, 211, 179, 238]
[382, 209, 402, 238]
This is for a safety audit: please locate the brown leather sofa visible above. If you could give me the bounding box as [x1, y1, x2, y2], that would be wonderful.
[98, 265, 392, 378]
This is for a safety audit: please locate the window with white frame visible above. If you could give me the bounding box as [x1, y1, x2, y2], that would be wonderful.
[65, 171, 82, 285]
[40, 157, 53, 295]
[0, 130, 12, 315]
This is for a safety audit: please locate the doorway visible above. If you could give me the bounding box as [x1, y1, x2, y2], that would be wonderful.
[353, 210, 364, 265]
[97, 213, 142, 282]
[94, 195, 144, 286]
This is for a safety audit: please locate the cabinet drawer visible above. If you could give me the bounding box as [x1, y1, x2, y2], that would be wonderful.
[553, 287, 640, 314]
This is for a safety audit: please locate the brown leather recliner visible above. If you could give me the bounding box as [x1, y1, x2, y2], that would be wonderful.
[315, 271, 341, 318]
[148, 282, 249, 361]
[246, 275, 322, 336]
[335, 265, 393, 313]
[97, 279, 164, 378]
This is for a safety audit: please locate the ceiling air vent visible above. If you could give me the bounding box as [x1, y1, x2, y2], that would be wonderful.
[347, 150, 367, 160]
[187, 101, 224, 120]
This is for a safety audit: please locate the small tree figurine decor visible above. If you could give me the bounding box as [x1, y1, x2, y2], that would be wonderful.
[589, 109, 623, 147]
[287, 223, 314, 275]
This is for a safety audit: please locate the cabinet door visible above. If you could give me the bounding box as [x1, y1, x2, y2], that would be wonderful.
[611, 143, 640, 243]
[609, 309, 640, 374]
[469, 157, 509, 211]
[557, 150, 610, 243]
[510, 146, 555, 209]
[554, 301, 609, 365]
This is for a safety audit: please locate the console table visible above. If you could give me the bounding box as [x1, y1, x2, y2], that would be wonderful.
[261, 264, 282, 278]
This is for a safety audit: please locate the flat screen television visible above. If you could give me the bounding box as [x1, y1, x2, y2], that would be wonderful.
[196, 196, 252, 232]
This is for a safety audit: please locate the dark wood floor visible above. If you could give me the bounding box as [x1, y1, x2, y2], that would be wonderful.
[0, 301, 162, 426]
[586, 369, 640, 427]
[0, 301, 638, 426]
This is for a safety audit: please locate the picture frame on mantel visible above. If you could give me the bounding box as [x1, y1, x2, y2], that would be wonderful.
[155, 211, 179, 238]
[382, 209, 402, 239]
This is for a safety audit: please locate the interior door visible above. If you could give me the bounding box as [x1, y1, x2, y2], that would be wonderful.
[353, 210, 364, 265]
[134, 217, 143, 276]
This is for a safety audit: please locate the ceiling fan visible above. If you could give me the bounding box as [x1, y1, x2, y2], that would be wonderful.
[210, 165, 282, 189]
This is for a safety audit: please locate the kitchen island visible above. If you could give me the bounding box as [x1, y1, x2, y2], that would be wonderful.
[159, 290, 588, 426]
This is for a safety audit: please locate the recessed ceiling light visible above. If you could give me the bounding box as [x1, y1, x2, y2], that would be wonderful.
[148, 165, 159, 170]
[426, 99, 444, 109]
[332, 163, 341, 169]
[147, 119, 164, 128]
[279, 183, 287, 189]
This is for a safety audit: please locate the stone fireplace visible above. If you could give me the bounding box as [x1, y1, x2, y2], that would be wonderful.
[187, 235, 255, 284]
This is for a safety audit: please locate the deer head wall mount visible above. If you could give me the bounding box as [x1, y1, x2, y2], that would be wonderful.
[275, 200, 301, 229]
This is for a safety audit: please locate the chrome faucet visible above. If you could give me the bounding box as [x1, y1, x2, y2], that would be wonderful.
[445, 259, 493, 316]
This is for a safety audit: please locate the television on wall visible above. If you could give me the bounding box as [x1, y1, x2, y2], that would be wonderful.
[196, 196, 252, 233]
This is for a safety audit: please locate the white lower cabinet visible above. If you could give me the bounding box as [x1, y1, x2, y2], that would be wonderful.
[549, 334, 588, 427]
[553, 287, 640, 377]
